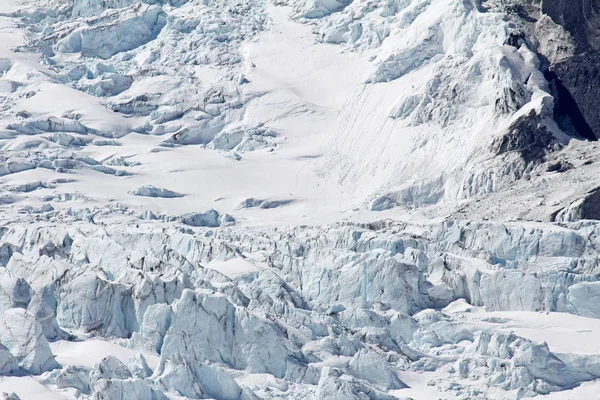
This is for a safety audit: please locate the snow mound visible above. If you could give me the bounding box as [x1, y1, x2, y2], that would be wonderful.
[209, 125, 277, 152]
[238, 197, 294, 209]
[180, 209, 235, 227]
[130, 185, 184, 198]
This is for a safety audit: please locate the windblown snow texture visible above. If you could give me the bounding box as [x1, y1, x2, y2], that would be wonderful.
[1, 0, 600, 399]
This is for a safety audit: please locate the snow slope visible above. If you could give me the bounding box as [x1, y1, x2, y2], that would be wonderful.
[1, 0, 600, 399]
[0, 0, 597, 225]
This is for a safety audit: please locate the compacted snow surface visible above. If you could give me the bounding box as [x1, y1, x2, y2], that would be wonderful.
[1, 0, 600, 399]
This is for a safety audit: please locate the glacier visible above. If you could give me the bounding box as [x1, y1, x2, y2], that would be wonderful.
[1, 219, 600, 398]
[1, 0, 600, 398]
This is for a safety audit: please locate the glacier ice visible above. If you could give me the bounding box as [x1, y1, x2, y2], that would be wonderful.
[0, 219, 599, 397]
[2, 0, 600, 398]
[56, 272, 137, 338]
[55, 365, 92, 394]
[54, 5, 167, 60]
[293, 0, 352, 19]
[130, 185, 184, 198]
[0, 345, 18, 376]
[180, 209, 235, 227]
[0, 308, 59, 374]
[1, 0, 594, 220]
[89, 356, 168, 400]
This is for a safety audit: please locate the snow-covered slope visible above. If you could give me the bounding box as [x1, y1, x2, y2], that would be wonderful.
[0, 0, 598, 224]
[2, 0, 600, 399]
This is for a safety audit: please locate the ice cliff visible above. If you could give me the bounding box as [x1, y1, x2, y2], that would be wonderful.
[0, 218, 600, 397]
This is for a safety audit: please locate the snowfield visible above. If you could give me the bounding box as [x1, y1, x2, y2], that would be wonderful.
[1, 0, 600, 398]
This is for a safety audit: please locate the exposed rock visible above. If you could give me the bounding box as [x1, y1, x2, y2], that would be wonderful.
[539, 0, 600, 140]
[542, 0, 600, 54]
[555, 187, 600, 221]
[546, 160, 573, 172]
[493, 110, 555, 164]
[549, 53, 600, 140]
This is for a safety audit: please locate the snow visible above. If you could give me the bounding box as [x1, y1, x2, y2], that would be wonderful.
[0, 376, 63, 400]
[130, 185, 184, 198]
[469, 311, 600, 356]
[540, 380, 600, 399]
[1, 0, 600, 398]
[0, 0, 592, 225]
[393, 370, 454, 399]
[50, 340, 159, 371]
[206, 257, 261, 279]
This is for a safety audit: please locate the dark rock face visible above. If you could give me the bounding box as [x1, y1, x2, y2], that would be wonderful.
[579, 188, 600, 219]
[494, 110, 555, 163]
[542, 0, 600, 139]
[542, 0, 600, 53]
[546, 58, 599, 141]
[546, 160, 573, 172]
[553, 187, 600, 221]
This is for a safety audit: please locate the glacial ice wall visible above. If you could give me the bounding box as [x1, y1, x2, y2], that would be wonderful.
[1, 219, 600, 398]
